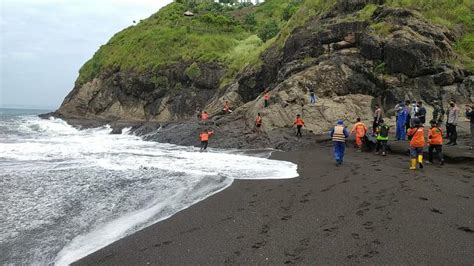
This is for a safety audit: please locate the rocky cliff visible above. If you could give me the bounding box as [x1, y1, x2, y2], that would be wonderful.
[51, 0, 473, 150]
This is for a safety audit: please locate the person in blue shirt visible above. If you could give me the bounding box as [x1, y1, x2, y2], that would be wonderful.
[330, 119, 350, 166]
[396, 102, 408, 140]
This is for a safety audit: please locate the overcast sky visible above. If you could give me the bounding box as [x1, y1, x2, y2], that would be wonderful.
[0, 0, 172, 109]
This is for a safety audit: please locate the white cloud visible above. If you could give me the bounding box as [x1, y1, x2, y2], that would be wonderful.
[0, 0, 173, 108]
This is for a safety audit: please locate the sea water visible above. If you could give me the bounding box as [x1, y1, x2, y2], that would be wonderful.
[0, 108, 298, 265]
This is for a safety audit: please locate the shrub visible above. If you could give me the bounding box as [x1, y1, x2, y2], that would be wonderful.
[257, 20, 280, 42]
[185, 62, 202, 81]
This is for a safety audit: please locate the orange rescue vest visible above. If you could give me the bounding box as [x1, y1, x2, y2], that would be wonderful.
[294, 118, 304, 126]
[428, 127, 443, 145]
[408, 127, 425, 148]
[200, 131, 213, 141]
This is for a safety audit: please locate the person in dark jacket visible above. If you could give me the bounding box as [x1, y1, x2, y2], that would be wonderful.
[466, 104, 474, 150]
[416, 101, 427, 124]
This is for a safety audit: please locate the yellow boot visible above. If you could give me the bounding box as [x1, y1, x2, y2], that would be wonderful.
[418, 155, 424, 169]
[410, 159, 417, 170]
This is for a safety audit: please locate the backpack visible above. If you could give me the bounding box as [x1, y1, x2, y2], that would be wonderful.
[379, 125, 389, 138]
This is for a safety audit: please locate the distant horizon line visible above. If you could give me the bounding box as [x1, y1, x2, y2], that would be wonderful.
[0, 106, 56, 110]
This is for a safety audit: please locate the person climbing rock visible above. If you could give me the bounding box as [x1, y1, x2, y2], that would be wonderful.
[263, 90, 270, 108]
[330, 119, 349, 166]
[223, 100, 233, 114]
[375, 119, 390, 156]
[350, 118, 367, 151]
[432, 100, 445, 124]
[415, 101, 427, 124]
[293, 114, 305, 137]
[309, 88, 317, 104]
[199, 129, 214, 151]
[466, 104, 474, 150]
[255, 113, 263, 132]
[372, 104, 383, 135]
[427, 120, 444, 165]
[446, 100, 459, 145]
[396, 102, 408, 140]
[201, 111, 209, 121]
[407, 118, 425, 170]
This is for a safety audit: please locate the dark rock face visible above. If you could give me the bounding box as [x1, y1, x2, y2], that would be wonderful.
[57, 62, 223, 122]
[51, 3, 472, 150]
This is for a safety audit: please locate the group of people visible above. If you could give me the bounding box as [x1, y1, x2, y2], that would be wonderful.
[196, 89, 474, 164]
[330, 100, 474, 169]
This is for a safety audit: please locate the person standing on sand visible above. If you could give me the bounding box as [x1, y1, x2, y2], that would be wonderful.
[263, 90, 270, 108]
[409, 101, 419, 127]
[415, 101, 427, 125]
[309, 88, 317, 104]
[375, 119, 390, 156]
[372, 104, 383, 135]
[350, 118, 367, 151]
[427, 120, 444, 165]
[405, 100, 412, 133]
[330, 119, 349, 166]
[407, 118, 425, 170]
[432, 100, 445, 124]
[255, 113, 263, 132]
[446, 100, 459, 145]
[396, 102, 408, 140]
[199, 129, 214, 151]
[466, 104, 474, 150]
[394, 100, 402, 122]
[293, 114, 305, 137]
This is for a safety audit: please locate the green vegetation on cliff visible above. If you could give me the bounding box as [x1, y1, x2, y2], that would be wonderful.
[78, 0, 474, 86]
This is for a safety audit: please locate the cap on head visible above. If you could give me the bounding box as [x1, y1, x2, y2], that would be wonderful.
[337, 119, 344, 125]
[414, 118, 421, 125]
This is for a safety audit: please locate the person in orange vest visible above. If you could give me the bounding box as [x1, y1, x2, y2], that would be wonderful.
[263, 90, 270, 108]
[330, 119, 350, 166]
[255, 113, 263, 132]
[427, 120, 444, 165]
[350, 118, 368, 151]
[199, 129, 214, 151]
[201, 111, 209, 121]
[293, 114, 305, 137]
[223, 100, 233, 114]
[407, 118, 425, 170]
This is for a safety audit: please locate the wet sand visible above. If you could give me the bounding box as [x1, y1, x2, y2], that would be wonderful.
[75, 143, 474, 265]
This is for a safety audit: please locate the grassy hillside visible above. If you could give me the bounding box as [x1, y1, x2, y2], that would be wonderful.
[77, 0, 292, 85]
[77, 0, 474, 86]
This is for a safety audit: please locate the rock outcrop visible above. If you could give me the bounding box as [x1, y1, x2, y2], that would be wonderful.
[51, 1, 473, 150]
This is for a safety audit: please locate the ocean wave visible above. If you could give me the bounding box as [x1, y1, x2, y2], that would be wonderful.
[0, 115, 298, 265]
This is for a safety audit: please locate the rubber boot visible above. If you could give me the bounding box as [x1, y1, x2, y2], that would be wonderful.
[418, 155, 424, 169]
[410, 159, 417, 170]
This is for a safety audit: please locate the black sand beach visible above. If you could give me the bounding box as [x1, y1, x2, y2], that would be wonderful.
[76, 142, 474, 265]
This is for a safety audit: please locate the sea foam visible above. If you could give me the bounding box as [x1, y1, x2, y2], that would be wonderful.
[0, 115, 298, 265]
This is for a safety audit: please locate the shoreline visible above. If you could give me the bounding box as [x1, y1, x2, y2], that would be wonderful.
[74, 143, 474, 265]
